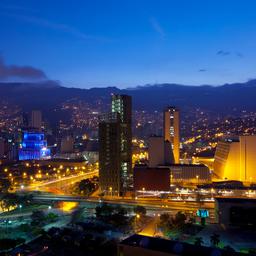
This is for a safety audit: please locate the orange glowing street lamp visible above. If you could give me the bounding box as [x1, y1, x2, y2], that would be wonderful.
[196, 175, 199, 185]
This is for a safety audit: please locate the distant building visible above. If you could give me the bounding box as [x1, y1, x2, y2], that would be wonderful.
[8, 142, 18, 161]
[215, 197, 256, 228]
[22, 112, 29, 128]
[31, 110, 42, 131]
[148, 136, 164, 167]
[214, 136, 256, 182]
[163, 106, 180, 163]
[134, 165, 170, 191]
[192, 150, 215, 171]
[19, 131, 50, 160]
[61, 136, 74, 153]
[0, 138, 4, 159]
[148, 136, 174, 167]
[168, 164, 211, 184]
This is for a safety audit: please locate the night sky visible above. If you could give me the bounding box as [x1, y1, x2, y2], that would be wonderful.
[0, 0, 256, 88]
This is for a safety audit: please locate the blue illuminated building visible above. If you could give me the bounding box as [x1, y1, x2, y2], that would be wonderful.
[19, 132, 51, 160]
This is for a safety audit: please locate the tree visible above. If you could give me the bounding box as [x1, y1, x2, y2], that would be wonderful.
[115, 205, 128, 216]
[0, 178, 11, 193]
[210, 233, 220, 247]
[194, 237, 204, 246]
[188, 217, 196, 224]
[46, 212, 58, 223]
[17, 193, 33, 206]
[174, 211, 186, 227]
[0, 193, 19, 212]
[134, 206, 146, 216]
[95, 203, 114, 218]
[70, 207, 84, 226]
[159, 213, 173, 231]
[78, 179, 95, 196]
[31, 210, 46, 226]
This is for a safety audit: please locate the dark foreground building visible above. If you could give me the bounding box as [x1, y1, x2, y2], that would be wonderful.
[118, 234, 247, 256]
[99, 112, 121, 196]
[216, 197, 256, 228]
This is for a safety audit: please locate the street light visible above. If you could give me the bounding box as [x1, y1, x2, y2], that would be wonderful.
[196, 175, 199, 185]
[135, 214, 140, 232]
[18, 204, 22, 214]
[211, 188, 214, 199]
[109, 186, 112, 197]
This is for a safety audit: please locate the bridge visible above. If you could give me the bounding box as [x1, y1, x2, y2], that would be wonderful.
[20, 170, 98, 193]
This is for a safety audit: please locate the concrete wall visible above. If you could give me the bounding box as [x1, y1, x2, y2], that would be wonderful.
[148, 137, 164, 168]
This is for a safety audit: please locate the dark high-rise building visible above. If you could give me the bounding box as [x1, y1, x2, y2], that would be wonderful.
[99, 113, 121, 196]
[111, 94, 132, 191]
[99, 95, 132, 196]
[163, 106, 180, 163]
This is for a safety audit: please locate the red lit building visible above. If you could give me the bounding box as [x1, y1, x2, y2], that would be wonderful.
[133, 165, 170, 191]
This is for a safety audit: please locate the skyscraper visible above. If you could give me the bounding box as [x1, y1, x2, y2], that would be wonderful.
[99, 94, 132, 196]
[111, 94, 132, 191]
[163, 106, 180, 163]
[31, 110, 42, 131]
[99, 113, 121, 196]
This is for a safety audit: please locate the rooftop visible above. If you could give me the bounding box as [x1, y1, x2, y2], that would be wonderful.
[120, 234, 248, 256]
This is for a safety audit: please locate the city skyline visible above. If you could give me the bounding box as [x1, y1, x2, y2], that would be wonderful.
[1, 1, 256, 255]
[1, 0, 256, 88]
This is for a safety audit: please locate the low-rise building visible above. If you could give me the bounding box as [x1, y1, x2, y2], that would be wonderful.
[134, 165, 170, 191]
[215, 197, 256, 228]
[118, 234, 244, 256]
[168, 164, 211, 184]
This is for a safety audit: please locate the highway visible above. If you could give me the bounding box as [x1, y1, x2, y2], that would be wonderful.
[32, 193, 215, 217]
[19, 170, 98, 192]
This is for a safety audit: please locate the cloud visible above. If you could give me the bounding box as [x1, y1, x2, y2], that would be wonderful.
[2, 12, 112, 42]
[236, 52, 244, 58]
[216, 50, 244, 58]
[198, 69, 207, 72]
[216, 50, 231, 56]
[150, 17, 166, 38]
[0, 57, 47, 80]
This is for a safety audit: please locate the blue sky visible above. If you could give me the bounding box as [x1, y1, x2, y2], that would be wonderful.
[0, 0, 256, 88]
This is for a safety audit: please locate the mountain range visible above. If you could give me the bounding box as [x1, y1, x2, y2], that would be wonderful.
[1, 79, 256, 117]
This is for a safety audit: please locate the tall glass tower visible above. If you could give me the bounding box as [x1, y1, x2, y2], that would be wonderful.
[111, 95, 132, 193]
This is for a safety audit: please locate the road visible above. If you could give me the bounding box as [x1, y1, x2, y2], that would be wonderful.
[139, 216, 159, 237]
[19, 170, 98, 192]
[32, 194, 215, 218]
